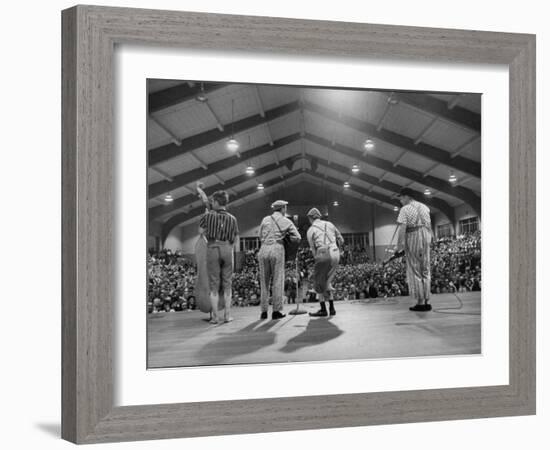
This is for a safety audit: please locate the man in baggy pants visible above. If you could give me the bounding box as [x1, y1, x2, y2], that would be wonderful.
[257, 200, 301, 320]
[198, 190, 239, 324]
[395, 188, 433, 312]
[306, 208, 344, 317]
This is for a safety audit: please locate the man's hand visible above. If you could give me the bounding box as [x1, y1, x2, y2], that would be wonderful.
[196, 181, 205, 190]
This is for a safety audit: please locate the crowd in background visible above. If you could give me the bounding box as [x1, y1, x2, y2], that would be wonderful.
[147, 231, 481, 313]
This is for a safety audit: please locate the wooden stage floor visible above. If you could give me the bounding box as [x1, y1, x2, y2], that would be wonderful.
[147, 292, 481, 369]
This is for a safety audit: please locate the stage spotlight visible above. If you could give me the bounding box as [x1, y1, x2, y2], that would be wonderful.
[393, 205, 399, 212]
[257, 183, 264, 190]
[424, 188, 432, 196]
[164, 193, 174, 203]
[351, 163, 359, 173]
[449, 172, 457, 184]
[343, 181, 350, 188]
[245, 164, 255, 175]
[333, 200, 339, 206]
[363, 139, 375, 151]
[226, 138, 240, 152]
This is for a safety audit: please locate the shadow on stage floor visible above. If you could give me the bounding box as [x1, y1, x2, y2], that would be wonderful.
[147, 291, 481, 369]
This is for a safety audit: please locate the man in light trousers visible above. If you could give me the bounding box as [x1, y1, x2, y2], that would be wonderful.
[395, 187, 433, 312]
[306, 208, 344, 317]
[257, 200, 301, 320]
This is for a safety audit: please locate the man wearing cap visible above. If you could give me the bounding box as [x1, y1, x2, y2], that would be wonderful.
[395, 188, 433, 311]
[306, 208, 344, 317]
[257, 200, 301, 320]
[198, 190, 239, 324]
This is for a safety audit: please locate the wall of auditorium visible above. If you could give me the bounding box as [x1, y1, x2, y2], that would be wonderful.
[161, 194, 398, 255]
[432, 203, 481, 237]
[155, 199, 481, 259]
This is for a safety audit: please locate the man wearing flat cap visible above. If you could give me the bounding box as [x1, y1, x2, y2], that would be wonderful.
[306, 208, 344, 317]
[395, 188, 433, 311]
[257, 200, 301, 320]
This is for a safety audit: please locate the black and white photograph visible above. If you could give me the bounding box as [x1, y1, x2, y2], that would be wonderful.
[146, 80, 482, 369]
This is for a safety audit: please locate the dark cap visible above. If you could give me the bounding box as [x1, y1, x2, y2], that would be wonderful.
[398, 187, 415, 198]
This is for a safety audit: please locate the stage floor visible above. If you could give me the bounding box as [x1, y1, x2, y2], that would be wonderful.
[147, 292, 481, 369]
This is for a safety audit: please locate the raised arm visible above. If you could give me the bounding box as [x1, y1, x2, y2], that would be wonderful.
[195, 181, 210, 208]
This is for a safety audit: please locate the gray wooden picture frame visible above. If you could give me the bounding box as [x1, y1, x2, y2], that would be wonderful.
[61, 5, 536, 444]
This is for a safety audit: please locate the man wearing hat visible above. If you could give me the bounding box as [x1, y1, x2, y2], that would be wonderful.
[395, 188, 433, 311]
[306, 208, 344, 317]
[257, 200, 301, 320]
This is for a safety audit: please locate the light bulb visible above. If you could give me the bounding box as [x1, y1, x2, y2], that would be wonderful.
[363, 139, 375, 151]
[226, 138, 240, 152]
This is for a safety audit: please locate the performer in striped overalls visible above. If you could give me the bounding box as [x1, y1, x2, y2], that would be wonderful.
[257, 200, 301, 320]
[306, 208, 344, 317]
[395, 188, 433, 311]
[198, 190, 239, 324]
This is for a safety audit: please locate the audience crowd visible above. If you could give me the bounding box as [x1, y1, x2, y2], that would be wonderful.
[148, 231, 481, 313]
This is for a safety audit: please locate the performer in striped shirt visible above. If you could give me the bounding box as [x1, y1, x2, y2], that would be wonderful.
[395, 188, 433, 311]
[198, 190, 239, 324]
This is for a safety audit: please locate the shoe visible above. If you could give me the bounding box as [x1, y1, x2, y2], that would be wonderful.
[329, 308, 336, 316]
[260, 311, 268, 320]
[309, 309, 328, 317]
[224, 317, 234, 323]
[272, 311, 286, 320]
[409, 304, 430, 312]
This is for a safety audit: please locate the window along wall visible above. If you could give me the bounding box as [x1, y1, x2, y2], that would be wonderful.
[459, 216, 479, 235]
[342, 232, 369, 250]
[437, 223, 454, 239]
[240, 237, 260, 252]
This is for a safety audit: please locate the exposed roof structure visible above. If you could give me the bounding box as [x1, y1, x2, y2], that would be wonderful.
[147, 80, 481, 239]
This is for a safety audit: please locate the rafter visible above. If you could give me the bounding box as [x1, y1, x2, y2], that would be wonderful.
[148, 81, 226, 114]
[203, 102, 224, 132]
[149, 100, 300, 166]
[307, 155, 455, 223]
[148, 132, 301, 199]
[391, 92, 481, 133]
[304, 132, 480, 216]
[253, 86, 266, 118]
[161, 169, 304, 239]
[150, 154, 302, 220]
[304, 100, 481, 178]
[308, 171, 400, 210]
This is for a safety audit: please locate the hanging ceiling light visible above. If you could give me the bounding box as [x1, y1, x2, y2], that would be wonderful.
[449, 172, 457, 184]
[333, 200, 339, 207]
[363, 138, 375, 151]
[225, 99, 239, 152]
[257, 183, 264, 190]
[351, 163, 359, 173]
[343, 181, 350, 189]
[393, 205, 399, 212]
[195, 82, 208, 103]
[424, 188, 432, 196]
[164, 193, 174, 203]
[246, 164, 255, 175]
